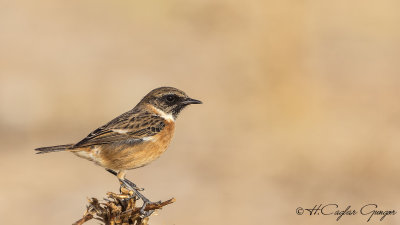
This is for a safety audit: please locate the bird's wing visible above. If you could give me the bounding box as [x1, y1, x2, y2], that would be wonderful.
[73, 110, 166, 148]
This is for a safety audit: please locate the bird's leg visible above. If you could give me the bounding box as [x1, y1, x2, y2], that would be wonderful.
[106, 169, 144, 191]
[106, 169, 140, 199]
[106, 169, 160, 217]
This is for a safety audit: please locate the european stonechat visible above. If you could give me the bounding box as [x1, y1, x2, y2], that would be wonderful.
[35, 87, 202, 216]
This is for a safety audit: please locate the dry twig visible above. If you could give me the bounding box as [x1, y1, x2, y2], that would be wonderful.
[73, 188, 175, 225]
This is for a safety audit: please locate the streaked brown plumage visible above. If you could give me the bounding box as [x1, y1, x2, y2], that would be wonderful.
[35, 87, 201, 216]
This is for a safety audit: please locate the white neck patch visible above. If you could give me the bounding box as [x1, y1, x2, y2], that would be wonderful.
[151, 105, 175, 122]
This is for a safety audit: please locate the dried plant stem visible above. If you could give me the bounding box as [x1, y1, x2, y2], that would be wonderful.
[73, 189, 175, 225]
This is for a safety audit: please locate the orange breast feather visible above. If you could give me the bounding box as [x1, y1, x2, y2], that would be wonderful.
[97, 120, 175, 170]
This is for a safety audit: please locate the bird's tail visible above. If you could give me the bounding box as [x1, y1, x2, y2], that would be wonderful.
[35, 144, 74, 154]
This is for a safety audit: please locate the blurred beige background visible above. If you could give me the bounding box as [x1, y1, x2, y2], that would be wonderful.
[1, 0, 400, 224]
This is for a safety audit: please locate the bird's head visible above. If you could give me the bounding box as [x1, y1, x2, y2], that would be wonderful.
[139, 87, 202, 120]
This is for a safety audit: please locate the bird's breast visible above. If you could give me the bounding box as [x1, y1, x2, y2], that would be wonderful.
[97, 121, 175, 170]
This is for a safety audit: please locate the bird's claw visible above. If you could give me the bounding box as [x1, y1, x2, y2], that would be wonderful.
[139, 200, 159, 217]
[124, 179, 145, 191]
[118, 179, 158, 217]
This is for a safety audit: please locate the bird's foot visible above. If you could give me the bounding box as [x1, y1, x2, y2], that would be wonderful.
[139, 198, 162, 218]
[119, 179, 143, 196]
[119, 179, 161, 217]
[106, 169, 144, 191]
[124, 178, 144, 191]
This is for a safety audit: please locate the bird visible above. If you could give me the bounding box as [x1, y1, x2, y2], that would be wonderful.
[35, 86, 202, 216]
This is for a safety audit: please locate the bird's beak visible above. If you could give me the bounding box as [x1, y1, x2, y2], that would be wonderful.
[182, 97, 202, 105]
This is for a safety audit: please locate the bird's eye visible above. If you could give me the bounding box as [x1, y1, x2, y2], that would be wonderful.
[165, 95, 176, 102]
